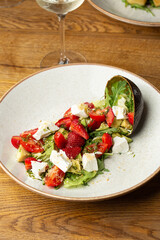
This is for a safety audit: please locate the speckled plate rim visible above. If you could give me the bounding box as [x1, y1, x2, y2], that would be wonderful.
[0, 63, 160, 202]
[87, 0, 160, 27]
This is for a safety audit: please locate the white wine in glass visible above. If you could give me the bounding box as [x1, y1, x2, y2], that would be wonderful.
[36, 0, 86, 67]
[0, 0, 24, 8]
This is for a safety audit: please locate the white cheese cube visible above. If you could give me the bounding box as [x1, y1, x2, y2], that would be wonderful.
[117, 97, 126, 108]
[112, 136, 129, 154]
[33, 121, 59, 140]
[50, 150, 72, 173]
[82, 153, 98, 172]
[112, 106, 127, 120]
[71, 104, 88, 118]
[31, 161, 48, 179]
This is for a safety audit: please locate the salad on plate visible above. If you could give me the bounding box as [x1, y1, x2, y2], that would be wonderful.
[122, 0, 160, 15]
[11, 75, 143, 189]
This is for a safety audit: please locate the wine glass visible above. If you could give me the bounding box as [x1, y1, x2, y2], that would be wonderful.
[36, 0, 86, 67]
[0, 0, 24, 8]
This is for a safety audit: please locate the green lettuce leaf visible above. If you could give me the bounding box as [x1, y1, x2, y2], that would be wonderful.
[64, 170, 97, 188]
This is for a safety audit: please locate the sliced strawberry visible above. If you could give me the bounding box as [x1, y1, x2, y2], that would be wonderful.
[84, 102, 95, 109]
[63, 107, 79, 120]
[54, 132, 67, 149]
[106, 107, 114, 127]
[89, 109, 106, 122]
[70, 119, 89, 140]
[64, 107, 72, 118]
[25, 157, 37, 170]
[66, 131, 85, 148]
[127, 112, 134, 125]
[45, 165, 65, 187]
[87, 119, 101, 132]
[55, 117, 72, 130]
[63, 146, 81, 159]
[11, 136, 21, 149]
[102, 133, 113, 150]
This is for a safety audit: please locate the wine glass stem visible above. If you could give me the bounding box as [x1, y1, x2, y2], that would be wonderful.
[58, 14, 69, 64]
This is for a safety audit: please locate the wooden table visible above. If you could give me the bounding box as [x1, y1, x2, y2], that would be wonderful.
[0, 1, 160, 239]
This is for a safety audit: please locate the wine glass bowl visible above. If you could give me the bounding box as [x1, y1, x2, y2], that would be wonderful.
[36, 0, 86, 67]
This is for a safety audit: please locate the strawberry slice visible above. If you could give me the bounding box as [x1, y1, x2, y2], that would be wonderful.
[87, 119, 101, 132]
[70, 119, 89, 140]
[127, 112, 134, 125]
[106, 107, 114, 127]
[63, 107, 79, 120]
[63, 146, 81, 159]
[64, 108, 72, 118]
[25, 157, 37, 170]
[54, 132, 67, 149]
[66, 131, 85, 148]
[55, 117, 72, 130]
[45, 165, 65, 187]
[102, 133, 113, 150]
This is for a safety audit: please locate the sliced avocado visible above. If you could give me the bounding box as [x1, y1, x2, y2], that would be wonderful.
[68, 160, 82, 174]
[121, 119, 132, 130]
[111, 119, 122, 128]
[127, 0, 147, 6]
[17, 145, 30, 162]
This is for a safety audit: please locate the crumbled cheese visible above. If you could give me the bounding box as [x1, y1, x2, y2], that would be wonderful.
[112, 106, 127, 120]
[50, 150, 72, 173]
[82, 153, 98, 172]
[33, 121, 59, 140]
[112, 136, 129, 154]
[31, 161, 48, 179]
[71, 104, 88, 118]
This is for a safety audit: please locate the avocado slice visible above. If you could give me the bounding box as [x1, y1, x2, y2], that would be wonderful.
[127, 0, 147, 5]
[17, 145, 30, 162]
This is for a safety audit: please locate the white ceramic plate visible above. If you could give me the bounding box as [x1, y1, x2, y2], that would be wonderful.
[88, 0, 160, 27]
[0, 64, 160, 201]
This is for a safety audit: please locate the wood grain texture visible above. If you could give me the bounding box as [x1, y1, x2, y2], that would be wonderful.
[0, 1, 160, 239]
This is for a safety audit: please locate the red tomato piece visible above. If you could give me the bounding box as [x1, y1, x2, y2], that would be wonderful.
[11, 136, 21, 149]
[20, 137, 44, 153]
[20, 128, 38, 138]
[25, 157, 37, 170]
[89, 109, 105, 122]
[85, 143, 97, 153]
[87, 119, 101, 132]
[127, 112, 134, 125]
[106, 107, 114, 127]
[96, 142, 108, 158]
[70, 119, 89, 140]
[102, 133, 113, 150]
[54, 132, 67, 149]
[84, 102, 95, 109]
[55, 117, 72, 130]
[45, 166, 65, 187]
